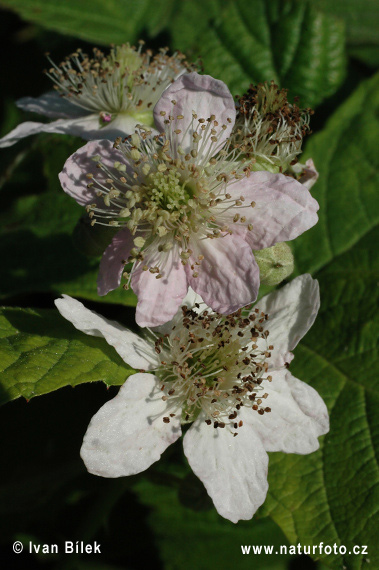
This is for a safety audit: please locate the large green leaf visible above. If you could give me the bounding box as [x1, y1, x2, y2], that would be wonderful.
[0, 0, 174, 45]
[172, 0, 346, 107]
[132, 477, 292, 570]
[259, 77, 379, 568]
[1, 0, 346, 107]
[291, 72, 379, 276]
[0, 306, 135, 405]
[313, 0, 379, 66]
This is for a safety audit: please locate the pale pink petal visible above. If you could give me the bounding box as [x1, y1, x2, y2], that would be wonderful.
[254, 274, 320, 367]
[54, 296, 158, 370]
[97, 228, 135, 296]
[225, 172, 319, 249]
[292, 159, 319, 190]
[154, 72, 236, 160]
[132, 244, 188, 327]
[183, 414, 269, 523]
[186, 233, 260, 314]
[59, 139, 126, 206]
[81, 373, 181, 477]
[242, 369, 329, 454]
[17, 91, 86, 119]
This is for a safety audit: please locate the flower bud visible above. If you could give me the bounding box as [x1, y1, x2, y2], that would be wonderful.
[253, 242, 294, 286]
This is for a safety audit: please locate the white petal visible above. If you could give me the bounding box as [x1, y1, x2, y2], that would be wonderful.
[54, 295, 157, 370]
[183, 415, 269, 523]
[153, 287, 206, 336]
[17, 91, 158, 136]
[242, 369, 329, 454]
[0, 121, 54, 148]
[40, 114, 131, 141]
[0, 114, 147, 148]
[81, 373, 182, 477]
[254, 274, 320, 367]
[181, 286, 205, 308]
[291, 159, 319, 190]
[0, 116, 98, 148]
[17, 91, 86, 119]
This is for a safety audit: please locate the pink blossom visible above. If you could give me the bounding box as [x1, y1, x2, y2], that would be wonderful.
[60, 72, 319, 327]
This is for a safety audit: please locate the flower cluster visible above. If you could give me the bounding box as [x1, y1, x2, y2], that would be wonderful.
[3, 40, 328, 524]
[60, 72, 319, 326]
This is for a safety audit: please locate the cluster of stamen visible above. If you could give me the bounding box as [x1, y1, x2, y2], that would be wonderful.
[148, 304, 273, 435]
[85, 103, 256, 283]
[45, 42, 194, 121]
[232, 81, 312, 171]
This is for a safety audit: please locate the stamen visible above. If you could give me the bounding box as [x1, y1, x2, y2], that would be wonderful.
[45, 44, 195, 118]
[85, 112, 255, 276]
[232, 81, 312, 171]
[145, 304, 273, 433]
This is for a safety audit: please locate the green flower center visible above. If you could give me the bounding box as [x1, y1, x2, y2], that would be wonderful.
[148, 169, 192, 212]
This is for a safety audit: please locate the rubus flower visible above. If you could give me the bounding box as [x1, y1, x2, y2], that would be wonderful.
[55, 274, 329, 523]
[60, 72, 319, 327]
[0, 43, 193, 148]
[231, 81, 313, 173]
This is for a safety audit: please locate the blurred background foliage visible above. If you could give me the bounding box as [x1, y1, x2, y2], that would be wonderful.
[0, 0, 378, 568]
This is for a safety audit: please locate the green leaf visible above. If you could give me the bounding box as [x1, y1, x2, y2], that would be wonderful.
[132, 477, 292, 570]
[259, 76, 379, 568]
[172, 0, 346, 107]
[2, 0, 345, 107]
[0, 0, 171, 45]
[313, 0, 379, 66]
[291, 72, 379, 276]
[0, 306, 135, 405]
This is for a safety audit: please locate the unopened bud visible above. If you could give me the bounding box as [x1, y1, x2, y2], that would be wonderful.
[253, 242, 294, 286]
